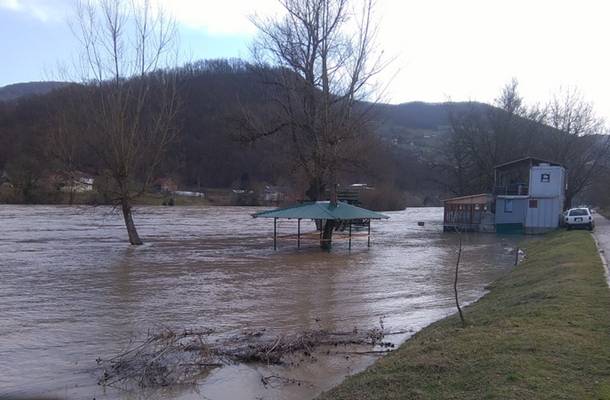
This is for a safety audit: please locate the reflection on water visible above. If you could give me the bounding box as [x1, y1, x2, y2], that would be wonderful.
[0, 206, 523, 399]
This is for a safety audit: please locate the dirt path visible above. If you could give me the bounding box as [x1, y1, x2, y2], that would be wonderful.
[592, 212, 610, 286]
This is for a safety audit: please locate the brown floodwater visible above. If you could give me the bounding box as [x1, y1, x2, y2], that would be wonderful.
[0, 206, 524, 399]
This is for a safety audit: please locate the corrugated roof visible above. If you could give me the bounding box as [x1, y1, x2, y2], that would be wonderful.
[443, 193, 494, 204]
[252, 201, 390, 220]
[494, 157, 562, 170]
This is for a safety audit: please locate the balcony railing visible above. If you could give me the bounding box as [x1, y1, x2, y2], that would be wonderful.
[494, 184, 529, 196]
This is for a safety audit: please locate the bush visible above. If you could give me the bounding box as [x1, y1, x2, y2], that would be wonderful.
[360, 184, 407, 211]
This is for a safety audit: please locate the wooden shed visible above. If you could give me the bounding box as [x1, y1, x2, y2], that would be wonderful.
[443, 194, 495, 232]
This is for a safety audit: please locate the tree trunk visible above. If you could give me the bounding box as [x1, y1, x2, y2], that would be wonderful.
[121, 198, 143, 245]
[454, 228, 465, 326]
[321, 220, 335, 250]
[306, 178, 324, 202]
[564, 192, 573, 211]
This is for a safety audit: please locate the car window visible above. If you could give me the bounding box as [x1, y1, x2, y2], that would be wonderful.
[569, 209, 588, 216]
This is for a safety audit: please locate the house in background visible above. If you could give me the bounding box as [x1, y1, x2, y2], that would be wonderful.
[444, 157, 566, 234]
[50, 171, 95, 193]
[153, 177, 178, 193]
[337, 183, 374, 206]
[263, 185, 288, 204]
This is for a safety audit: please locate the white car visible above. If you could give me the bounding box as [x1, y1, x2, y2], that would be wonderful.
[564, 208, 594, 231]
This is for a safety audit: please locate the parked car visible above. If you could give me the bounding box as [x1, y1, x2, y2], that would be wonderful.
[564, 208, 594, 230]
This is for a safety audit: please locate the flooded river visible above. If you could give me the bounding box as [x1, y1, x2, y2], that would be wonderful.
[0, 206, 523, 399]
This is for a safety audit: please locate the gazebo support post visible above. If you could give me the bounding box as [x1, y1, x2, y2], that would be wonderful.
[348, 221, 352, 250]
[273, 217, 277, 251]
[297, 218, 301, 249]
[367, 219, 371, 247]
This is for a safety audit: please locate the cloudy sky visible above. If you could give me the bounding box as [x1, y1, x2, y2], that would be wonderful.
[1, 0, 609, 118]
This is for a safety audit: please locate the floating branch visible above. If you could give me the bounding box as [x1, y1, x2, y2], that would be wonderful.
[97, 322, 410, 388]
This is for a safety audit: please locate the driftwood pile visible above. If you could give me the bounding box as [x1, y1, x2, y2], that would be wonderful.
[97, 321, 404, 388]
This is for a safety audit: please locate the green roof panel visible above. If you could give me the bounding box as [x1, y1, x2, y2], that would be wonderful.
[252, 201, 390, 220]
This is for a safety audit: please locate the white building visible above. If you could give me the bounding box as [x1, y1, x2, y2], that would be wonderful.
[60, 174, 95, 193]
[495, 158, 566, 234]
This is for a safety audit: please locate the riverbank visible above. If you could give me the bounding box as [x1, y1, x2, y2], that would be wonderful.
[319, 231, 610, 399]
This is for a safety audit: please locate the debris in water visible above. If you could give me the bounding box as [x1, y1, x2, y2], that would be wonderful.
[97, 322, 410, 389]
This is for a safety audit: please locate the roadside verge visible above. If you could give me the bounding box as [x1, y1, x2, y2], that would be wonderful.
[593, 213, 610, 286]
[318, 231, 610, 400]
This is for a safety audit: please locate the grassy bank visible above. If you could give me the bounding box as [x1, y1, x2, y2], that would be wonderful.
[319, 231, 610, 399]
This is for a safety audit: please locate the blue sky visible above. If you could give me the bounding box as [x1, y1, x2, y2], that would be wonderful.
[2, 0, 610, 120]
[0, 6, 75, 84]
[0, 1, 251, 85]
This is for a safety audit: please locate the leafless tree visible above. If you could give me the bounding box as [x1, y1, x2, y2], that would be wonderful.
[544, 88, 610, 208]
[47, 86, 85, 204]
[243, 0, 386, 249]
[442, 80, 544, 195]
[65, 0, 179, 244]
[453, 227, 465, 327]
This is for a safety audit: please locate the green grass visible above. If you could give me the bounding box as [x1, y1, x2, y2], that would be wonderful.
[318, 231, 610, 400]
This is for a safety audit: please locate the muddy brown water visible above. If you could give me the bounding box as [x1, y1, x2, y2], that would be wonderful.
[0, 206, 525, 399]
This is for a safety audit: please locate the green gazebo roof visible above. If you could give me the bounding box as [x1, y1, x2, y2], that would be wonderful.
[252, 201, 390, 220]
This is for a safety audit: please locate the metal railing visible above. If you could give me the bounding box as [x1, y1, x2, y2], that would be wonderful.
[494, 184, 529, 196]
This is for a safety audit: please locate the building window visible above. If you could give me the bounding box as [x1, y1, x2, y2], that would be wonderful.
[504, 199, 513, 213]
[541, 173, 550, 183]
[529, 199, 538, 208]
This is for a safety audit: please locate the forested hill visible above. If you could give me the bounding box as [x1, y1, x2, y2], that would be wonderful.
[0, 60, 496, 206]
[368, 100, 491, 158]
[0, 81, 69, 102]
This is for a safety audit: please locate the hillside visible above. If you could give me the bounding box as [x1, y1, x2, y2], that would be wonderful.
[0, 81, 69, 102]
[369, 101, 492, 159]
[0, 61, 492, 205]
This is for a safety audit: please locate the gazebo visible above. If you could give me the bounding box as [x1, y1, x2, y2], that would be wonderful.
[252, 201, 389, 250]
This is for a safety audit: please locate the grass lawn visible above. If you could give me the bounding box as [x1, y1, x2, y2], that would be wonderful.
[318, 231, 610, 400]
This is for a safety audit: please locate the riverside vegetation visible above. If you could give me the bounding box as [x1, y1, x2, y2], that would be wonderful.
[319, 231, 610, 399]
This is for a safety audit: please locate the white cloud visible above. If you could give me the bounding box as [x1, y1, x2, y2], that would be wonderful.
[374, 0, 610, 109]
[0, 0, 69, 22]
[0, 0, 20, 10]
[159, 0, 280, 35]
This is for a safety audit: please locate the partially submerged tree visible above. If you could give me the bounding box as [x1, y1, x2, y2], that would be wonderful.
[243, 0, 386, 249]
[67, 0, 179, 244]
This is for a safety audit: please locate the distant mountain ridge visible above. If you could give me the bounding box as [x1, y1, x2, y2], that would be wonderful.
[0, 81, 70, 102]
[0, 80, 490, 138]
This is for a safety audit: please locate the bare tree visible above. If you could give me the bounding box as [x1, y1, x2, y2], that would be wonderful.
[544, 88, 610, 208]
[66, 0, 179, 244]
[243, 0, 385, 249]
[47, 86, 86, 205]
[442, 80, 545, 196]
[453, 227, 465, 327]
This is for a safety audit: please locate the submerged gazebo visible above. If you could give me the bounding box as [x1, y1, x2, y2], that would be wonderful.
[252, 201, 389, 250]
